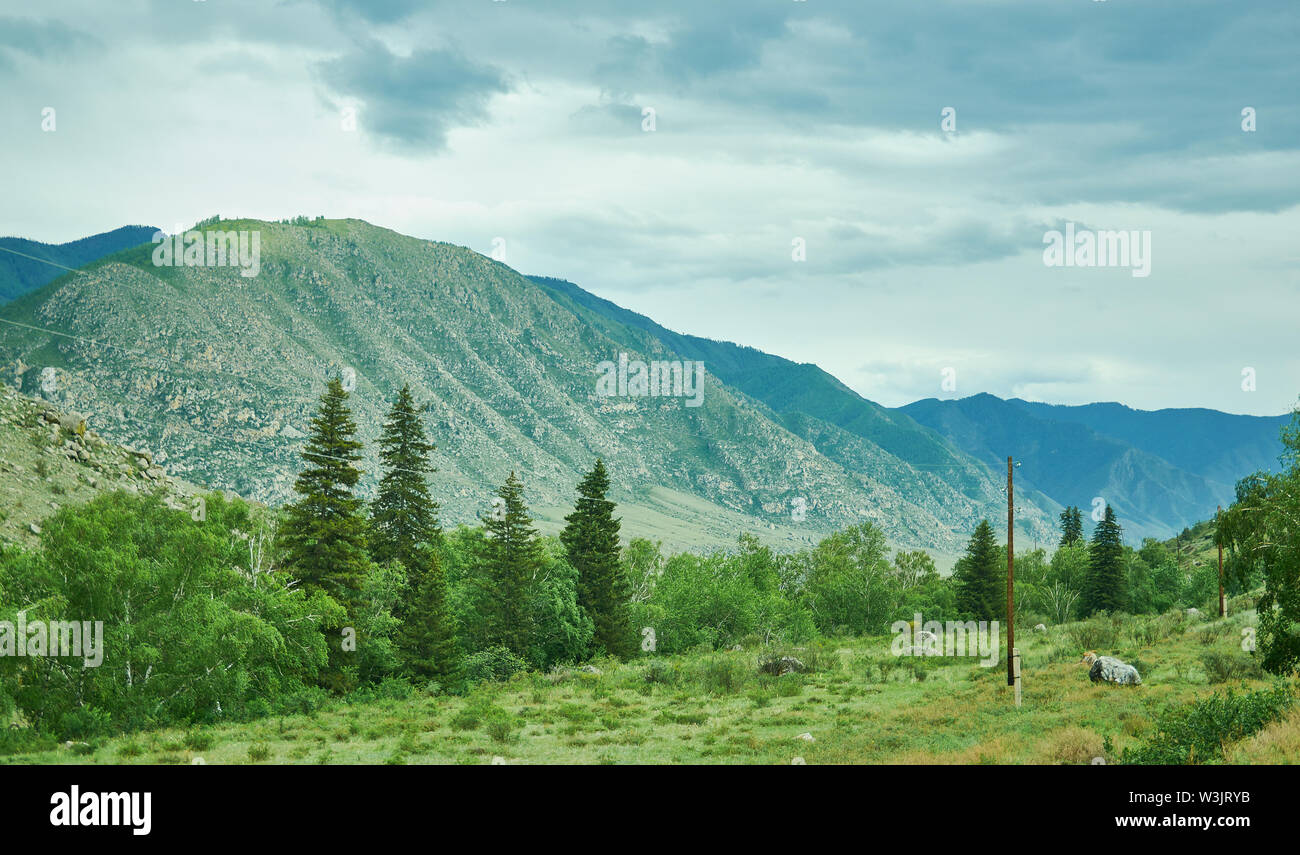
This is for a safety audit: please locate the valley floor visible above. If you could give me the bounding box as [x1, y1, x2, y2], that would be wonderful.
[5, 609, 1295, 765]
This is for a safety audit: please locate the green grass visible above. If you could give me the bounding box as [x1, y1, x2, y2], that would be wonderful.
[3, 608, 1291, 765]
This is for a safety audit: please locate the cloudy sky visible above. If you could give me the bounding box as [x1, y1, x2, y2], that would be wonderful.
[1, 0, 1297, 415]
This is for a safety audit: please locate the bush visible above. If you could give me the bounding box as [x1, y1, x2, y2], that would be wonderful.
[1200, 651, 1262, 684]
[1040, 727, 1105, 765]
[56, 706, 112, 740]
[0, 727, 57, 756]
[1122, 684, 1294, 764]
[642, 659, 678, 685]
[461, 646, 529, 685]
[1069, 614, 1122, 651]
[184, 730, 214, 751]
[248, 742, 272, 763]
[692, 657, 748, 695]
[484, 708, 517, 743]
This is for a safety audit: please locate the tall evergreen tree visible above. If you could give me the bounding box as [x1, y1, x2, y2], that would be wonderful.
[370, 384, 439, 575]
[279, 377, 368, 614]
[479, 472, 543, 658]
[1082, 505, 1126, 615]
[953, 519, 1005, 620]
[1059, 506, 1084, 547]
[398, 545, 459, 682]
[560, 459, 633, 658]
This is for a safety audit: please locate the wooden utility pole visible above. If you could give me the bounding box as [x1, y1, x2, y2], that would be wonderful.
[1006, 456, 1015, 687]
[1217, 505, 1226, 617]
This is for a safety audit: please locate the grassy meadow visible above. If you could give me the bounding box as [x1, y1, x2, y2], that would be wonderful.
[6, 603, 1294, 766]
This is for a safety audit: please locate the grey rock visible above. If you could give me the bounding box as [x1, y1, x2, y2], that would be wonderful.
[1083, 652, 1141, 686]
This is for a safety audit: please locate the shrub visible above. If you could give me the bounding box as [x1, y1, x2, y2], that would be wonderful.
[484, 708, 517, 743]
[0, 727, 57, 756]
[56, 706, 112, 740]
[1040, 727, 1105, 764]
[1122, 684, 1294, 765]
[1069, 614, 1122, 651]
[1200, 651, 1262, 684]
[642, 659, 677, 685]
[693, 657, 748, 695]
[461, 646, 529, 685]
[184, 730, 214, 751]
[248, 742, 271, 762]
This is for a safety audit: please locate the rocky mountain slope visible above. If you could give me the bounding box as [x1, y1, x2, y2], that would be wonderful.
[0, 381, 199, 548]
[0, 218, 1037, 554]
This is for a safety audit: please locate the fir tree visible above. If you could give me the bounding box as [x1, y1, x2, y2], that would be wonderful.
[370, 384, 439, 575]
[398, 546, 459, 682]
[1059, 506, 1084, 547]
[279, 377, 369, 614]
[1082, 505, 1126, 615]
[954, 519, 1005, 620]
[479, 472, 543, 658]
[560, 459, 633, 658]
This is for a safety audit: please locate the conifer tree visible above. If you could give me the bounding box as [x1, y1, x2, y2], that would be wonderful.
[954, 519, 1005, 620]
[398, 545, 459, 681]
[561, 459, 633, 658]
[1082, 505, 1126, 615]
[1059, 506, 1084, 547]
[479, 472, 543, 658]
[280, 377, 368, 614]
[370, 384, 439, 574]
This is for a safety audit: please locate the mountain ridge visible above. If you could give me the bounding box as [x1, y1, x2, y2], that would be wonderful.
[0, 226, 159, 303]
[0, 218, 1030, 555]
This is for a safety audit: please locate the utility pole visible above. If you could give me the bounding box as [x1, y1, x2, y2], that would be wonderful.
[1006, 456, 1015, 687]
[1217, 505, 1226, 618]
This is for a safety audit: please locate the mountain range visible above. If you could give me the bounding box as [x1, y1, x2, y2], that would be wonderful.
[0, 218, 1288, 557]
[0, 226, 158, 303]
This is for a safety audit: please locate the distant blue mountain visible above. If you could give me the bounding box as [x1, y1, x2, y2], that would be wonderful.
[1003, 399, 1288, 489]
[902, 394, 1289, 541]
[0, 226, 158, 303]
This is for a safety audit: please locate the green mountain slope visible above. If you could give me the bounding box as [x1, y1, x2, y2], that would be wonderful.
[0, 218, 1027, 553]
[0, 226, 158, 303]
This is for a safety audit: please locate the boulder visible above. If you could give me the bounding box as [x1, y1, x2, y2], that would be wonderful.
[776, 656, 806, 675]
[59, 413, 87, 436]
[1082, 652, 1141, 686]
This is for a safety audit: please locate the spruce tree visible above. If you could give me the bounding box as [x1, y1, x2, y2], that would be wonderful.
[479, 472, 543, 658]
[1059, 506, 1084, 547]
[954, 519, 1005, 620]
[280, 377, 369, 614]
[1082, 505, 1126, 615]
[398, 545, 459, 682]
[370, 384, 439, 575]
[561, 459, 633, 658]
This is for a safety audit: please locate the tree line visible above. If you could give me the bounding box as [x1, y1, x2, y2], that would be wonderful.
[4, 380, 1295, 744]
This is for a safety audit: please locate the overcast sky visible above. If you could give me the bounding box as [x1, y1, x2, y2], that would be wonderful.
[1, 0, 1296, 415]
